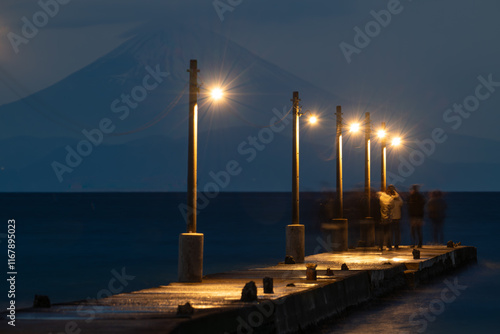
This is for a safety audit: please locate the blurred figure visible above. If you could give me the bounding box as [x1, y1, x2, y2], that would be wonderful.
[427, 190, 447, 244]
[377, 188, 394, 251]
[388, 185, 403, 249]
[370, 190, 381, 223]
[409, 184, 426, 248]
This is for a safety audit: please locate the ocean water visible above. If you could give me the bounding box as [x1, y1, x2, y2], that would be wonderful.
[0, 192, 499, 333]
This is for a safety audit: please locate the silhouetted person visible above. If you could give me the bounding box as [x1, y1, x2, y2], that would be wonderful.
[409, 184, 425, 248]
[427, 190, 447, 244]
[388, 185, 403, 249]
[377, 189, 394, 251]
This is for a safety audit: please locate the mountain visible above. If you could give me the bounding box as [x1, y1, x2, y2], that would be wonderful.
[0, 25, 350, 142]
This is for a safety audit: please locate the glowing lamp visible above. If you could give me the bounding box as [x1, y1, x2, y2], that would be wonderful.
[211, 88, 224, 100]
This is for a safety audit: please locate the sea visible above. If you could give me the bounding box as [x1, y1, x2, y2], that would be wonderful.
[0, 192, 499, 333]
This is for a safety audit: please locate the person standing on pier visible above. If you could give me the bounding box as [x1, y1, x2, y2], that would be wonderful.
[388, 185, 403, 250]
[409, 184, 426, 248]
[427, 190, 447, 244]
[377, 189, 394, 251]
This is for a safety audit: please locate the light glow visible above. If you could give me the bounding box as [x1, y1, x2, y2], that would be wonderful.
[377, 129, 386, 138]
[309, 115, 318, 124]
[349, 123, 360, 133]
[392, 137, 402, 146]
[211, 87, 224, 100]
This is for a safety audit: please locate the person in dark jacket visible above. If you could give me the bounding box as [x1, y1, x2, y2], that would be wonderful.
[427, 190, 447, 244]
[408, 184, 425, 248]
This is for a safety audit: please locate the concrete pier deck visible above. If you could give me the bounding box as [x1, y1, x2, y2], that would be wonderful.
[2, 245, 477, 334]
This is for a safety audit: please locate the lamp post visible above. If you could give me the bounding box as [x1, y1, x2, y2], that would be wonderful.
[321, 106, 348, 252]
[335, 106, 343, 219]
[348, 113, 372, 217]
[178, 60, 203, 283]
[364, 112, 371, 217]
[380, 122, 387, 192]
[187, 60, 199, 234]
[178, 60, 226, 282]
[286, 92, 317, 263]
[292, 92, 300, 225]
[286, 91, 305, 263]
[359, 113, 375, 247]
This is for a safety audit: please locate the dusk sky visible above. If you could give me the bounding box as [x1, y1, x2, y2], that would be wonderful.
[0, 0, 499, 191]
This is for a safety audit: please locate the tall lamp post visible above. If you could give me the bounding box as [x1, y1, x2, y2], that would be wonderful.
[287, 91, 305, 263]
[379, 122, 387, 192]
[321, 106, 349, 252]
[362, 113, 376, 246]
[364, 112, 371, 217]
[178, 60, 224, 282]
[178, 60, 203, 283]
[292, 91, 300, 226]
[334, 106, 348, 251]
[350, 113, 376, 247]
[286, 91, 317, 263]
[335, 106, 344, 218]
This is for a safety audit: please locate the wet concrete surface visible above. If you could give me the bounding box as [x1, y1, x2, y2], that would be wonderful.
[1, 245, 476, 334]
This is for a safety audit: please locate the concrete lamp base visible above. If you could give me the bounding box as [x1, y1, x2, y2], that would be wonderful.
[286, 224, 305, 263]
[178, 233, 204, 283]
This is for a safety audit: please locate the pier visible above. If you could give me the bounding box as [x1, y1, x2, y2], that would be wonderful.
[3, 245, 476, 334]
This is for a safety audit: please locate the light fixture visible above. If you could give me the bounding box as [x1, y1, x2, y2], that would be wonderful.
[210, 87, 224, 100]
[392, 137, 402, 146]
[350, 123, 360, 133]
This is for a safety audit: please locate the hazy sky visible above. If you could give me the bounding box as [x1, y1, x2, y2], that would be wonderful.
[1, 0, 499, 143]
[0, 1, 499, 191]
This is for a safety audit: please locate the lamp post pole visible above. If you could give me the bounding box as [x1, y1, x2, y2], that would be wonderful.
[187, 60, 199, 234]
[292, 92, 300, 225]
[381, 121, 387, 192]
[336, 106, 343, 218]
[364, 112, 371, 216]
[178, 59, 203, 283]
[322, 105, 348, 252]
[359, 112, 375, 247]
[286, 91, 305, 263]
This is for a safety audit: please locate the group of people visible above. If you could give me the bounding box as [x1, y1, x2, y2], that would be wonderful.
[377, 184, 447, 251]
